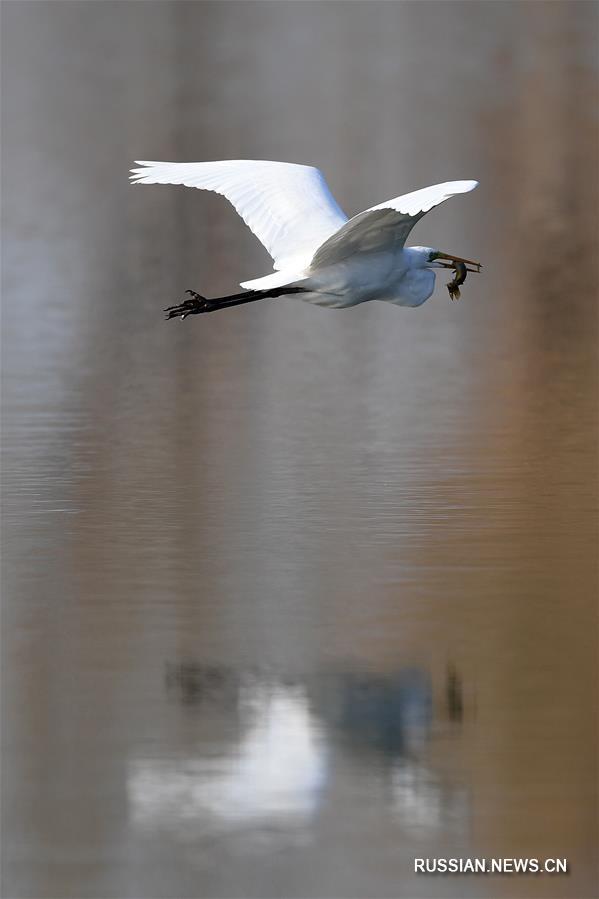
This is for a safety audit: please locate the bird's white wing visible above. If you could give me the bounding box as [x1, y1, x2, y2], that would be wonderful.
[310, 180, 478, 269]
[130, 160, 348, 271]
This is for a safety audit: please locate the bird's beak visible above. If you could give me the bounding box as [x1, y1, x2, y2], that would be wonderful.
[434, 252, 482, 273]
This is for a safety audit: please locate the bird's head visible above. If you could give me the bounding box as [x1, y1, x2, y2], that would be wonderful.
[409, 246, 482, 274]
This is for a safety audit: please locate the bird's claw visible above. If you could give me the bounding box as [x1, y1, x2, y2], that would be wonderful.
[164, 290, 214, 320]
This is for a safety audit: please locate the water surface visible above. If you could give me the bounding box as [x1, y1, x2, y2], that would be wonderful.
[2, 3, 597, 897]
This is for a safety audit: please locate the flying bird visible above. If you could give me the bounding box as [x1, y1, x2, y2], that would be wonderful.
[129, 160, 481, 319]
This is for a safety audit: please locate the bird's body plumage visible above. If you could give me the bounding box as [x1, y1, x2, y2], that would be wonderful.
[130, 159, 479, 312]
[282, 249, 434, 309]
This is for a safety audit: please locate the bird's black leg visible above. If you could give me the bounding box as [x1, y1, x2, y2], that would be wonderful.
[164, 286, 306, 320]
[164, 290, 217, 320]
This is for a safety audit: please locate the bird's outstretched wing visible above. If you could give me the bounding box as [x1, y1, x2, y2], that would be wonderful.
[310, 180, 478, 269]
[130, 160, 348, 271]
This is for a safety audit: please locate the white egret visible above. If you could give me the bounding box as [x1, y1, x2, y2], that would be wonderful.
[129, 160, 481, 319]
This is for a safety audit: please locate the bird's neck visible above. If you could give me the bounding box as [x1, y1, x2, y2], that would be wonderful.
[404, 247, 430, 270]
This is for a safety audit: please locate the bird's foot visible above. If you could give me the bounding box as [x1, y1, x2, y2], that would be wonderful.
[164, 290, 215, 320]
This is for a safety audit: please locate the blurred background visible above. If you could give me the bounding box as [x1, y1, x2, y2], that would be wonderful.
[2, 2, 598, 897]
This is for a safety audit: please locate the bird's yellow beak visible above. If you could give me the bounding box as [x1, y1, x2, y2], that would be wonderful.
[434, 252, 482, 273]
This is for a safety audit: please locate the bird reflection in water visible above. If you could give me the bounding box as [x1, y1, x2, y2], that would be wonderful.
[130, 671, 326, 838]
[127, 663, 467, 841]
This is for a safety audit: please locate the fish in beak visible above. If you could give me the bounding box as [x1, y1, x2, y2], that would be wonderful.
[431, 252, 482, 301]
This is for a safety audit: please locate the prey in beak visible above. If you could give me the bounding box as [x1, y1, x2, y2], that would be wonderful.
[431, 252, 482, 301]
